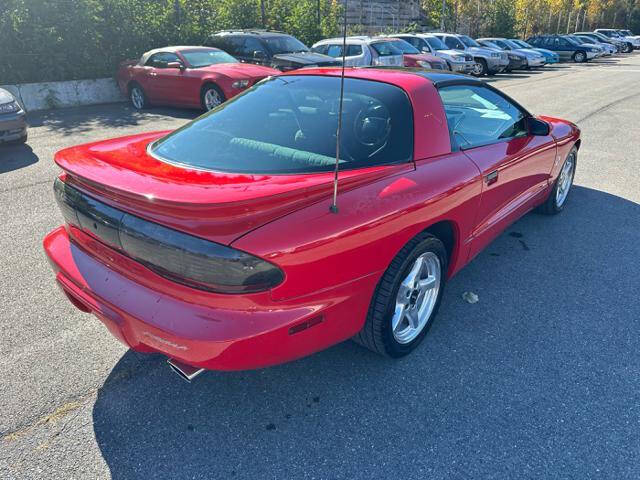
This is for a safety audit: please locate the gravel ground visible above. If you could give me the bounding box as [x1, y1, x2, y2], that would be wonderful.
[1, 55, 639, 479]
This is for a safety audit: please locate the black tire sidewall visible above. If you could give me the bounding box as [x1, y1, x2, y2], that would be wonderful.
[380, 236, 448, 357]
[574, 52, 586, 63]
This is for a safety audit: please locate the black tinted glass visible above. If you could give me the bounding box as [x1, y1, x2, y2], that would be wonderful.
[151, 76, 413, 174]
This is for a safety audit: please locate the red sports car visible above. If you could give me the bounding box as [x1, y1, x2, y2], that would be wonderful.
[45, 68, 579, 381]
[116, 46, 280, 111]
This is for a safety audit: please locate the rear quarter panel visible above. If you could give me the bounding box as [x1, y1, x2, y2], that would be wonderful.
[232, 79, 482, 301]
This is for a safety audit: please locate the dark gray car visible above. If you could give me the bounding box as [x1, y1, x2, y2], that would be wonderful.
[205, 30, 341, 71]
[0, 88, 27, 145]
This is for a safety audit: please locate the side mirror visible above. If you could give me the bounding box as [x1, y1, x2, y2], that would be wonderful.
[167, 61, 184, 70]
[253, 50, 266, 60]
[528, 117, 550, 136]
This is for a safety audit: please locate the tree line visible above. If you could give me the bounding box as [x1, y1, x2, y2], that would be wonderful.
[1, 0, 638, 85]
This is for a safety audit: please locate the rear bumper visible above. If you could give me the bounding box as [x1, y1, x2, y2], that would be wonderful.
[43, 227, 376, 371]
[0, 110, 27, 142]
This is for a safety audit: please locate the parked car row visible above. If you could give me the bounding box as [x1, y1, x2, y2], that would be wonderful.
[108, 27, 637, 113]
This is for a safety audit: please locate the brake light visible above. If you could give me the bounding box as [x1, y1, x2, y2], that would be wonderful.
[53, 178, 284, 294]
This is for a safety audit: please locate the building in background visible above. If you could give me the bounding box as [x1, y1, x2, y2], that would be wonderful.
[339, 0, 424, 34]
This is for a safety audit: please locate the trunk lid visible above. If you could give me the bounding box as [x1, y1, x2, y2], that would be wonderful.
[54, 131, 397, 245]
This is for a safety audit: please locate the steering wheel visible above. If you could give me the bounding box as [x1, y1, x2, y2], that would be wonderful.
[352, 103, 391, 156]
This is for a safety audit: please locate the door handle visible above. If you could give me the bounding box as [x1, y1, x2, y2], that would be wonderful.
[485, 170, 498, 185]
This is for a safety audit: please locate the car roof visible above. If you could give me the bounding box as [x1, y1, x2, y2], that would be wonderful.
[316, 36, 397, 45]
[140, 46, 221, 63]
[213, 30, 288, 38]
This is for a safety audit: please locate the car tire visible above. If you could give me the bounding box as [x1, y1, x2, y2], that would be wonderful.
[537, 147, 577, 215]
[573, 51, 587, 63]
[129, 83, 148, 110]
[623, 43, 632, 53]
[472, 58, 488, 76]
[353, 232, 447, 358]
[201, 84, 225, 111]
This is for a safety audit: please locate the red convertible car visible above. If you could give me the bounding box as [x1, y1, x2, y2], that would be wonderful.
[116, 46, 279, 111]
[44, 68, 579, 380]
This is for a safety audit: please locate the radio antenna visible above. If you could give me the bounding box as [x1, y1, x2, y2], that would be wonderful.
[330, 0, 348, 214]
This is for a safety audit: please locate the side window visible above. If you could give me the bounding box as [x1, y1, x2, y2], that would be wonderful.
[438, 85, 528, 150]
[241, 37, 268, 58]
[326, 44, 343, 57]
[346, 44, 363, 56]
[445, 36, 464, 49]
[224, 36, 246, 56]
[146, 52, 179, 68]
[311, 44, 328, 55]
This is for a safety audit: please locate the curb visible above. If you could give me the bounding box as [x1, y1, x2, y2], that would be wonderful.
[1, 78, 126, 112]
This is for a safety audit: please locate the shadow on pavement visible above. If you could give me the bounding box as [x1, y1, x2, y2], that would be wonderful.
[92, 186, 640, 479]
[0, 143, 39, 173]
[27, 103, 199, 137]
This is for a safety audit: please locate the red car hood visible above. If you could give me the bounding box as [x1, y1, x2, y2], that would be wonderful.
[404, 53, 445, 65]
[198, 62, 280, 79]
[54, 132, 397, 245]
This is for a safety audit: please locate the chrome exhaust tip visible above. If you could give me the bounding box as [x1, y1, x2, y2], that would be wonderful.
[167, 358, 205, 383]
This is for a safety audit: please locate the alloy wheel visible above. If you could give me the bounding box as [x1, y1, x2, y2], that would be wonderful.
[204, 89, 222, 111]
[555, 153, 575, 207]
[131, 87, 144, 109]
[392, 252, 441, 344]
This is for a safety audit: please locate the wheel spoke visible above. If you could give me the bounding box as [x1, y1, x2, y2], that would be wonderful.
[391, 304, 406, 332]
[417, 275, 437, 292]
[406, 309, 419, 329]
[396, 284, 411, 305]
[402, 256, 424, 289]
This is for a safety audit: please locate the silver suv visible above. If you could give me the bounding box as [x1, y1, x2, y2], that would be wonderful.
[388, 33, 475, 73]
[311, 36, 403, 67]
[434, 33, 509, 76]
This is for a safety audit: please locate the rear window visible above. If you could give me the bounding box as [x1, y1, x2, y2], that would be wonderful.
[151, 76, 413, 174]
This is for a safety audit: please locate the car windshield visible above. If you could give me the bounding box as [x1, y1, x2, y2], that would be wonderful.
[504, 40, 522, 49]
[370, 41, 402, 56]
[460, 35, 480, 47]
[563, 36, 580, 45]
[264, 35, 309, 54]
[481, 40, 501, 49]
[151, 76, 413, 174]
[512, 39, 531, 48]
[620, 30, 632, 36]
[181, 49, 238, 67]
[424, 36, 447, 51]
[389, 39, 419, 54]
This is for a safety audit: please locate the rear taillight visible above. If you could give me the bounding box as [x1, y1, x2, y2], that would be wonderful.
[53, 178, 284, 294]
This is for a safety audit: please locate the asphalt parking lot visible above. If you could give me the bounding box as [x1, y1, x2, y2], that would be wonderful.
[1, 56, 640, 479]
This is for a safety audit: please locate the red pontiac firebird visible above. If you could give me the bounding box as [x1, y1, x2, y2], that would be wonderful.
[116, 46, 280, 111]
[44, 68, 579, 379]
